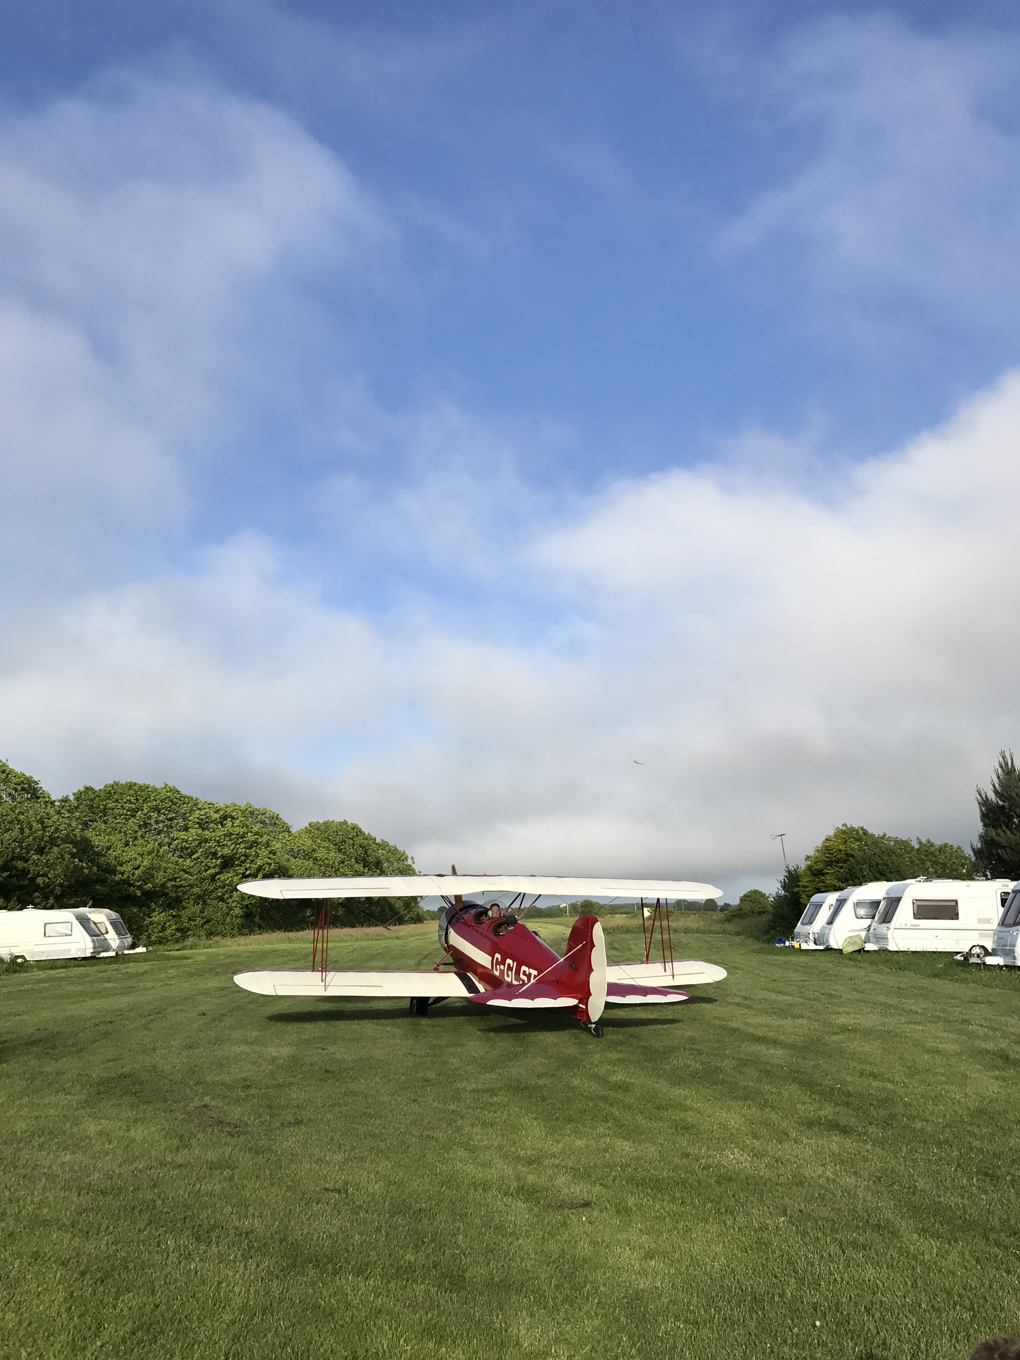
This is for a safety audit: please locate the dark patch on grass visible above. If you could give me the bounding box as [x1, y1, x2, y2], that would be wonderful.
[545, 1198, 593, 1210]
[194, 1103, 247, 1136]
[322, 1186, 348, 1195]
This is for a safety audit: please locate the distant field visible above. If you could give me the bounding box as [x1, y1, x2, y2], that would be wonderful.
[2, 919, 1020, 1360]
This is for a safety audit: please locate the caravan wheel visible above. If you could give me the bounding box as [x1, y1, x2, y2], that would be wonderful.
[966, 944, 989, 961]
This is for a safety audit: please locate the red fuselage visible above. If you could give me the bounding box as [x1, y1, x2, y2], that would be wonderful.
[439, 902, 566, 992]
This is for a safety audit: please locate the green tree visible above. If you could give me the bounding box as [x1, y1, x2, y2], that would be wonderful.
[770, 863, 806, 934]
[802, 824, 974, 901]
[68, 782, 301, 941]
[973, 750, 1020, 879]
[910, 838, 975, 880]
[0, 799, 113, 910]
[0, 760, 51, 804]
[285, 819, 423, 927]
[727, 888, 772, 919]
[799, 825, 868, 900]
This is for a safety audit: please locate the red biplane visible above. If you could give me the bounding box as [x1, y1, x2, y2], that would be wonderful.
[234, 874, 727, 1037]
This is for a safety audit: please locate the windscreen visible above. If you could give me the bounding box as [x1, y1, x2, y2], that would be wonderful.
[912, 899, 958, 920]
[1000, 890, 1020, 928]
[854, 900, 881, 920]
[826, 896, 850, 925]
[875, 896, 901, 924]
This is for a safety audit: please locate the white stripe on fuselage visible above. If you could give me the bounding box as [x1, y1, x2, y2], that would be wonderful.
[449, 928, 492, 972]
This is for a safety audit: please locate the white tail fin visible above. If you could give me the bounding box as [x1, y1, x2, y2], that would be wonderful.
[565, 915, 607, 1023]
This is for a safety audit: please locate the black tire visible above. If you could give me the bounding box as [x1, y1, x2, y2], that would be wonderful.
[591, 1023, 604, 1039]
[408, 997, 430, 1017]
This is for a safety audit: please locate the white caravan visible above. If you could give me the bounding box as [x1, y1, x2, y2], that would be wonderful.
[986, 883, 1020, 965]
[792, 892, 838, 947]
[86, 908, 136, 952]
[816, 882, 892, 950]
[869, 879, 1013, 954]
[0, 908, 115, 962]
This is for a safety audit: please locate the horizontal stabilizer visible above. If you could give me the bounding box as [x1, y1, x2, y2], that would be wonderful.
[606, 960, 727, 987]
[605, 981, 688, 1005]
[233, 969, 479, 998]
[468, 984, 578, 1010]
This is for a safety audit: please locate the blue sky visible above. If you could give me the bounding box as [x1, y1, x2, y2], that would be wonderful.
[3, 1, 1020, 896]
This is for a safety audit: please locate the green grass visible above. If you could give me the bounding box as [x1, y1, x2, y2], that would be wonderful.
[2, 922, 1020, 1360]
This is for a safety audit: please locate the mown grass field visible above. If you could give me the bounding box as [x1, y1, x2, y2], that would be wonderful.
[2, 916, 1020, 1360]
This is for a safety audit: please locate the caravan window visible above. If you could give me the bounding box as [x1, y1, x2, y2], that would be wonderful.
[876, 896, 902, 924]
[827, 897, 850, 924]
[111, 919, 129, 937]
[43, 921, 73, 937]
[92, 919, 110, 934]
[913, 899, 959, 920]
[801, 901, 823, 925]
[999, 890, 1020, 928]
[854, 900, 881, 920]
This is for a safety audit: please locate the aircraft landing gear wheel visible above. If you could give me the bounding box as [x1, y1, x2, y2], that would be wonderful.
[409, 997, 430, 1017]
[581, 1021, 604, 1038]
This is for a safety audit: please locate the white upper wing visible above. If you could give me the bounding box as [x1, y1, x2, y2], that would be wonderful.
[605, 960, 727, 986]
[237, 875, 722, 901]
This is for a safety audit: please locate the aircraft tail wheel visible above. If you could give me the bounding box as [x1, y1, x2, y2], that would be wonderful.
[409, 997, 430, 1017]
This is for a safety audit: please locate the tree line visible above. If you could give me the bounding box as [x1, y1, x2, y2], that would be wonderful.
[5, 747, 1019, 944]
[767, 749, 1020, 933]
[0, 761, 423, 942]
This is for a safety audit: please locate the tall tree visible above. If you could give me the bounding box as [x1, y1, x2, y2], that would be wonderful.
[68, 782, 301, 940]
[973, 750, 1020, 880]
[770, 864, 806, 934]
[799, 825, 868, 900]
[801, 824, 975, 901]
[0, 799, 113, 910]
[285, 820, 423, 927]
[0, 760, 51, 804]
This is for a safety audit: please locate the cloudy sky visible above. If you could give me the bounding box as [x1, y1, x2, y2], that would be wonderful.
[2, 0, 1019, 897]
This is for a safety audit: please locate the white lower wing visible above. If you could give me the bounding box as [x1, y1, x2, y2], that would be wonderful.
[606, 960, 727, 986]
[234, 969, 478, 998]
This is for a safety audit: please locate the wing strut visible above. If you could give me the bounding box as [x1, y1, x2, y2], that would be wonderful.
[311, 900, 331, 981]
[641, 898, 677, 980]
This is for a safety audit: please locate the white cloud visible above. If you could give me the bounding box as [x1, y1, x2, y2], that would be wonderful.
[723, 15, 1020, 323]
[0, 72, 385, 584]
[5, 373, 1020, 896]
[3, 52, 1019, 898]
